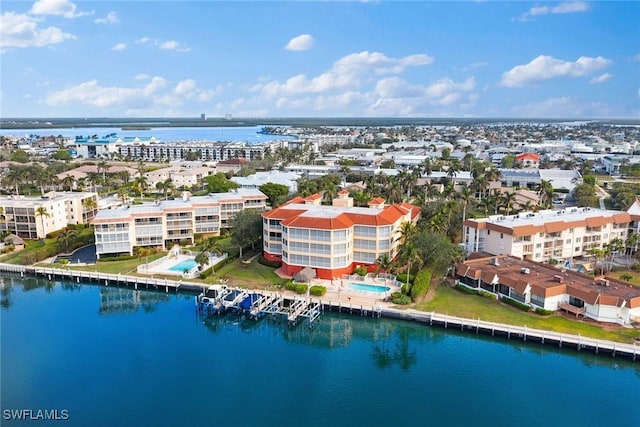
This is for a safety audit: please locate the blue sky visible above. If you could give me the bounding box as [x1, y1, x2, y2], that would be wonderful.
[1, 1, 638, 118]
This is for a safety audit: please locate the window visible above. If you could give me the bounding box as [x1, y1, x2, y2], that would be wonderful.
[500, 233, 503, 239]
[566, 239, 571, 244]
[530, 294, 544, 306]
[536, 243, 542, 248]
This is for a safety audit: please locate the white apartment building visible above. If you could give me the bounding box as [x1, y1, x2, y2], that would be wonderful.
[463, 207, 630, 264]
[93, 189, 267, 258]
[0, 192, 98, 239]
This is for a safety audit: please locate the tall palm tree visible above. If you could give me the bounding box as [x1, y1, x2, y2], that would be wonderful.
[133, 175, 148, 203]
[82, 197, 98, 221]
[501, 191, 517, 215]
[35, 206, 50, 241]
[537, 179, 554, 209]
[61, 174, 76, 191]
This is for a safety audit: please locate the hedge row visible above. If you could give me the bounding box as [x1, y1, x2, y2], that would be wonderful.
[257, 255, 282, 268]
[454, 284, 496, 300]
[285, 281, 308, 294]
[535, 308, 554, 316]
[410, 269, 432, 302]
[98, 255, 138, 262]
[501, 296, 531, 312]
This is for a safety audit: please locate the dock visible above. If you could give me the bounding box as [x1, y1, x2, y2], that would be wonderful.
[1, 262, 638, 361]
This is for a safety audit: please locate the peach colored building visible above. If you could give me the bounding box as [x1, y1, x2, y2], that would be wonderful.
[262, 191, 420, 279]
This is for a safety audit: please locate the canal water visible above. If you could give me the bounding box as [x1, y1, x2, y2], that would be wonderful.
[1, 275, 639, 426]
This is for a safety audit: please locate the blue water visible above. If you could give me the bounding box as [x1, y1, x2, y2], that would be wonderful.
[0, 126, 296, 144]
[168, 258, 197, 272]
[1, 276, 639, 427]
[349, 282, 391, 293]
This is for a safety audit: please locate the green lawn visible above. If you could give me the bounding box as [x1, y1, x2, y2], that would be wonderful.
[205, 257, 286, 288]
[43, 252, 166, 275]
[414, 284, 640, 343]
[609, 270, 640, 288]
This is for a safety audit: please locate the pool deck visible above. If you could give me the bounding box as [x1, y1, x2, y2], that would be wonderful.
[143, 254, 198, 277]
[305, 277, 401, 305]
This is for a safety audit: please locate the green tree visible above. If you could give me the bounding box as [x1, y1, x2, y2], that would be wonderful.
[205, 173, 240, 193]
[10, 149, 30, 163]
[231, 209, 263, 258]
[259, 182, 289, 207]
[52, 149, 72, 161]
[56, 227, 78, 253]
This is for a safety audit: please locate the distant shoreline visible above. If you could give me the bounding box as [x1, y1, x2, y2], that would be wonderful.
[2, 117, 638, 130]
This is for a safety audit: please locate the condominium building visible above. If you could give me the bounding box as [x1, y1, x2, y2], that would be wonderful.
[463, 207, 630, 263]
[0, 192, 98, 239]
[93, 189, 267, 258]
[456, 255, 640, 325]
[117, 141, 277, 162]
[262, 191, 420, 279]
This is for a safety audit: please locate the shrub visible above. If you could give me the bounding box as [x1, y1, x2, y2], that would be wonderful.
[501, 296, 531, 312]
[410, 268, 432, 302]
[396, 273, 411, 284]
[354, 266, 367, 276]
[258, 255, 282, 268]
[401, 283, 411, 295]
[285, 281, 297, 291]
[391, 291, 411, 305]
[309, 285, 326, 297]
[58, 258, 69, 265]
[535, 308, 554, 316]
[294, 284, 308, 294]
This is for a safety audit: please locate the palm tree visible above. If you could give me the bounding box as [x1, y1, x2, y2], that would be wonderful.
[82, 197, 98, 221]
[537, 179, 554, 209]
[57, 227, 78, 254]
[35, 206, 50, 242]
[97, 160, 110, 186]
[501, 191, 517, 215]
[61, 174, 76, 191]
[195, 251, 210, 272]
[375, 253, 394, 273]
[133, 175, 148, 203]
[117, 187, 129, 205]
[398, 241, 421, 284]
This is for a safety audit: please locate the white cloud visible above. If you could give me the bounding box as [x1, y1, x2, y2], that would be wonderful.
[111, 43, 126, 51]
[44, 76, 221, 113]
[0, 12, 76, 50]
[501, 55, 611, 87]
[516, 1, 590, 21]
[159, 40, 190, 52]
[31, 0, 92, 19]
[95, 11, 119, 24]
[135, 37, 190, 52]
[285, 34, 314, 51]
[589, 73, 612, 84]
[252, 50, 434, 97]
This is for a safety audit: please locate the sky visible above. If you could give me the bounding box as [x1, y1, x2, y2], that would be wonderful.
[1, 1, 639, 119]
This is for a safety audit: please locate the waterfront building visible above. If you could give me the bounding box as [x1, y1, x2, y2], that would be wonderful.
[0, 192, 98, 239]
[262, 191, 420, 279]
[117, 141, 278, 162]
[456, 254, 640, 325]
[93, 189, 267, 258]
[463, 207, 630, 263]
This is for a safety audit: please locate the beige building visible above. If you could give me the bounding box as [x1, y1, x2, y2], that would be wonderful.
[0, 192, 98, 239]
[93, 189, 267, 258]
[463, 207, 630, 264]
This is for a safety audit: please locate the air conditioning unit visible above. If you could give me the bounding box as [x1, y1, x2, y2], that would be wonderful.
[520, 267, 530, 274]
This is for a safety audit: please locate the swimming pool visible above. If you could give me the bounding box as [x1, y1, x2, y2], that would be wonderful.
[168, 258, 197, 272]
[348, 283, 390, 293]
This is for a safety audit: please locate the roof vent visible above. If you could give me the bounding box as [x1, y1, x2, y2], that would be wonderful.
[520, 268, 530, 274]
[490, 257, 500, 266]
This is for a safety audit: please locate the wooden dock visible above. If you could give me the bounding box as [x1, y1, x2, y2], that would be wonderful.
[1, 262, 637, 361]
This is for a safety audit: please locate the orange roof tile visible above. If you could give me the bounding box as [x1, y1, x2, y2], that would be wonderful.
[368, 197, 385, 204]
[262, 208, 307, 220]
[585, 217, 609, 227]
[281, 213, 353, 229]
[612, 213, 631, 224]
[512, 224, 544, 237]
[304, 193, 322, 201]
[544, 221, 565, 233]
